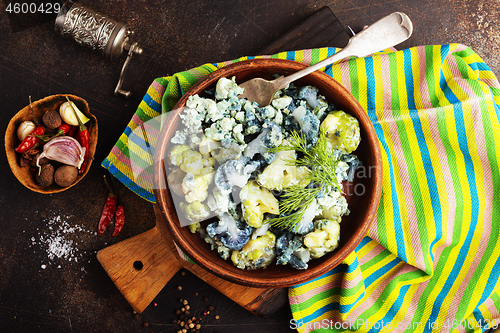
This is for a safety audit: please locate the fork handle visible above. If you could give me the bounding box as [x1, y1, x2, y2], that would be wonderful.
[272, 12, 412, 91]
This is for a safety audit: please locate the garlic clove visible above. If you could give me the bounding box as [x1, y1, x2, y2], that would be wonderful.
[17, 121, 36, 141]
[59, 101, 90, 126]
[37, 136, 86, 169]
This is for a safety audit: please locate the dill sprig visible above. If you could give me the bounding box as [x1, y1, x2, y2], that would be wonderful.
[266, 130, 343, 232]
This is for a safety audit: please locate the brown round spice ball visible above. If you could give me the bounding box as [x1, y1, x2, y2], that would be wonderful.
[30, 153, 49, 167]
[36, 163, 55, 187]
[42, 110, 62, 129]
[54, 165, 78, 187]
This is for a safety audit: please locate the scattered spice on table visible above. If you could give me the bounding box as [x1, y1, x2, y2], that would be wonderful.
[28, 212, 97, 269]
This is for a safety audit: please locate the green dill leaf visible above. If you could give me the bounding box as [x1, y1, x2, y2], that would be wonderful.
[266, 129, 344, 232]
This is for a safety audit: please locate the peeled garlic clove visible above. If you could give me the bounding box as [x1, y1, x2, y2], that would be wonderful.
[37, 136, 86, 169]
[17, 120, 36, 141]
[59, 101, 90, 126]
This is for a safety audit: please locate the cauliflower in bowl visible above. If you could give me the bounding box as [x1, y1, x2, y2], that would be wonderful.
[239, 180, 279, 228]
[165, 78, 362, 270]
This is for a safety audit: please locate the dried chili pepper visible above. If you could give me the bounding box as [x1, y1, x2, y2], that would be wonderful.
[98, 175, 118, 235]
[112, 204, 125, 236]
[65, 97, 90, 174]
[15, 124, 45, 153]
[107, 175, 125, 236]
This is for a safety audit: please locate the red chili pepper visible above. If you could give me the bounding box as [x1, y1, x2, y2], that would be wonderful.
[57, 123, 73, 136]
[76, 129, 90, 174]
[112, 204, 125, 236]
[15, 124, 45, 153]
[30, 123, 73, 143]
[67, 125, 77, 138]
[65, 97, 90, 174]
[98, 175, 118, 235]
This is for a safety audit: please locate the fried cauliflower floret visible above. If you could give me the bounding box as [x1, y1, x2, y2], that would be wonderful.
[231, 231, 276, 270]
[180, 201, 210, 223]
[168, 145, 190, 166]
[303, 219, 340, 259]
[182, 166, 214, 203]
[320, 110, 360, 154]
[256, 142, 311, 191]
[316, 190, 349, 220]
[239, 180, 279, 228]
[168, 145, 211, 176]
[179, 150, 204, 175]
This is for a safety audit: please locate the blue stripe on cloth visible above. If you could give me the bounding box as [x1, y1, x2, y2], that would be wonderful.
[424, 45, 480, 333]
[473, 309, 487, 330]
[287, 51, 295, 61]
[102, 158, 156, 203]
[469, 61, 492, 72]
[299, 285, 366, 324]
[322, 48, 337, 77]
[293, 264, 346, 288]
[346, 257, 360, 274]
[128, 131, 154, 157]
[367, 285, 411, 333]
[477, 248, 500, 307]
[142, 93, 162, 114]
[124, 126, 132, 137]
[426, 46, 443, 264]
[365, 56, 376, 111]
[355, 236, 374, 252]
[365, 258, 400, 287]
[367, 82, 406, 262]
[403, 48, 442, 270]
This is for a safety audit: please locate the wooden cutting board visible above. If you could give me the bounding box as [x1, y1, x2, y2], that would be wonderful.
[97, 205, 287, 316]
[97, 5, 351, 317]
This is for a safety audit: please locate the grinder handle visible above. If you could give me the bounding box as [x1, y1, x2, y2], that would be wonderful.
[114, 42, 143, 98]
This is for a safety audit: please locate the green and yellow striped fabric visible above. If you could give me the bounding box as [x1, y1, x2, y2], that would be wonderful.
[103, 44, 500, 332]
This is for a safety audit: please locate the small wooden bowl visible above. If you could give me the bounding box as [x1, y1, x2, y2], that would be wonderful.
[5, 94, 98, 194]
[154, 59, 383, 287]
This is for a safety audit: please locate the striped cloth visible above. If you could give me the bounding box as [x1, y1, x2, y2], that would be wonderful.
[102, 44, 500, 332]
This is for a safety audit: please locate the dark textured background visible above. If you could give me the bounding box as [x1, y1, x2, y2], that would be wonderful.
[1, 0, 499, 332]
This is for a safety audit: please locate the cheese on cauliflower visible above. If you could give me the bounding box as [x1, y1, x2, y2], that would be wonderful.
[320, 110, 361, 154]
[180, 201, 210, 223]
[239, 180, 279, 228]
[215, 77, 244, 100]
[256, 142, 311, 191]
[303, 219, 341, 259]
[231, 231, 276, 270]
[182, 166, 214, 203]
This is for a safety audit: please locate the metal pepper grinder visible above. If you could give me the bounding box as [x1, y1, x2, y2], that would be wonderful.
[54, 0, 143, 98]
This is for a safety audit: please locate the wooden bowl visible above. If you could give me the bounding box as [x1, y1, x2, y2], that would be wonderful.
[5, 94, 98, 194]
[154, 59, 382, 288]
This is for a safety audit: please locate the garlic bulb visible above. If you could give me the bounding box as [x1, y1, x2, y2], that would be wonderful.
[17, 121, 36, 141]
[59, 101, 90, 126]
[37, 136, 86, 169]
